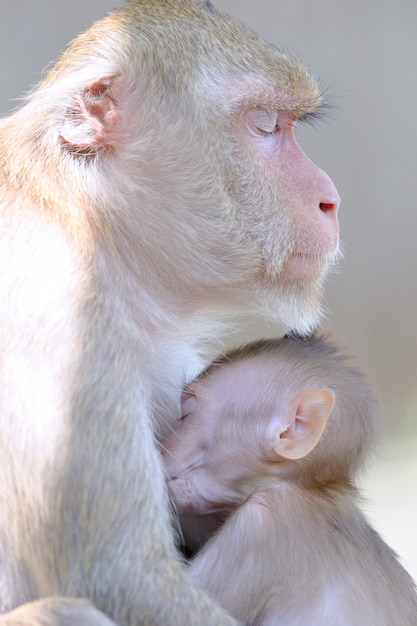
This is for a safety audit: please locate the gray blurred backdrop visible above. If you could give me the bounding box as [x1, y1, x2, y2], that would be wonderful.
[1, 0, 416, 579]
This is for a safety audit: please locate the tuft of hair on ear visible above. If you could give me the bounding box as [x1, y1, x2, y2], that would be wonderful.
[60, 76, 120, 152]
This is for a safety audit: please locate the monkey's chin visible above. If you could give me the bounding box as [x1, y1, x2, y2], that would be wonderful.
[280, 254, 328, 284]
[253, 263, 328, 336]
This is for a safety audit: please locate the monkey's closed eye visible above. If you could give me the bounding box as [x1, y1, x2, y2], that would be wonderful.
[247, 109, 278, 135]
[181, 394, 197, 420]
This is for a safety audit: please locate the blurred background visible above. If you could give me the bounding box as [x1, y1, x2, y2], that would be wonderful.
[1, 0, 416, 582]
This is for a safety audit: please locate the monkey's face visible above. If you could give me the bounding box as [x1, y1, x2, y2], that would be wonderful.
[220, 101, 340, 332]
[236, 111, 339, 276]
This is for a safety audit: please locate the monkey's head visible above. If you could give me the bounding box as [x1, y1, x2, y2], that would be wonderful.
[163, 336, 378, 515]
[27, 0, 340, 335]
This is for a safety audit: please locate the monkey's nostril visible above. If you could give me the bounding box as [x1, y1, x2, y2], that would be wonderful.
[319, 202, 335, 213]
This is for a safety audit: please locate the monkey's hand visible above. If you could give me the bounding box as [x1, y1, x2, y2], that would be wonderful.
[0, 597, 118, 626]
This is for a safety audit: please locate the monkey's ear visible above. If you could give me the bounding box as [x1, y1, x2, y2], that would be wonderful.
[60, 77, 120, 148]
[270, 388, 335, 460]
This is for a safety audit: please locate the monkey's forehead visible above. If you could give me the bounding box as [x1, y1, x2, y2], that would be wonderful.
[84, 2, 322, 115]
[169, 6, 320, 103]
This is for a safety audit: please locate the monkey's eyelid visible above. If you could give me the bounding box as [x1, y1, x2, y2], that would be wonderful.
[182, 395, 197, 417]
[246, 109, 278, 134]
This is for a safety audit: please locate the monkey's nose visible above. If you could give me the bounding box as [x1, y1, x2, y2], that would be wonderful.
[320, 202, 337, 213]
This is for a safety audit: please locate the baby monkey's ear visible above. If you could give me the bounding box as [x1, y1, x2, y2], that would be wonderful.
[269, 388, 335, 460]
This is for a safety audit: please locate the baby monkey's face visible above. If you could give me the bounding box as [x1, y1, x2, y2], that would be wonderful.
[161, 360, 268, 515]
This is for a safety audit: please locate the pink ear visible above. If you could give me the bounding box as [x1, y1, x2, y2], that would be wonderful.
[60, 77, 119, 149]
[270, 388, 335, 460]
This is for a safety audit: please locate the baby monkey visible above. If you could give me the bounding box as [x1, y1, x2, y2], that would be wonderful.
[163, 336, 417, 626]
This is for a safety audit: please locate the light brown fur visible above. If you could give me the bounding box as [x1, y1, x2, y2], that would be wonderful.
[0, 1, 339, 624]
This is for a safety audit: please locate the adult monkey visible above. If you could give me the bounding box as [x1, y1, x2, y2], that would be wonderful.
[0, 0, 340, 624]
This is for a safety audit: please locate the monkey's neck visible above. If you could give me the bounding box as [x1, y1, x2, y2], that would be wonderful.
[150, 313, 244, 441]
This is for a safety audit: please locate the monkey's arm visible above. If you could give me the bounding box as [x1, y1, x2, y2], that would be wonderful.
[0, 259, 240, 626]
[188, 498, 273, 625]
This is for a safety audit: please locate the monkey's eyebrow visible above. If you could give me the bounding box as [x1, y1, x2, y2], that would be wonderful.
[250, 94, 326, 122]
[289, 97, 330, 125]
[296, 106, 328, 125]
